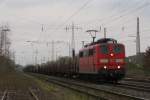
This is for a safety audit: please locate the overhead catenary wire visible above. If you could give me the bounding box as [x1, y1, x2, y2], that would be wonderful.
[104, 2, 150, 27]
[55, 0, 94, 30]
[75, 0, 150, 40]
[87, 0, 150, 34]
[79, 0, 146, 26]
[86, 0, 149, 29]
[85, 4, 150, 40]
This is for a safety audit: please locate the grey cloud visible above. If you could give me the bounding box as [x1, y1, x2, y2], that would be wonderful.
[0, 0, 149, 65]
[4, 0, 58, 8]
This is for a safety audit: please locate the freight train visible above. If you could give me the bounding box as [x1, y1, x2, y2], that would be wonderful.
[25, 38, 126, 82]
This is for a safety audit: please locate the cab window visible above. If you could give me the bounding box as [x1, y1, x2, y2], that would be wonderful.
[114, 45, 123, 53]
[89, 48, 94, 56]
[79, 51, 83, 57]
[83, 50, 89, 57]
[100, 45, 108, 54]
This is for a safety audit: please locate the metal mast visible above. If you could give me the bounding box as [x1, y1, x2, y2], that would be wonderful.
[65, 22, 81, 58]
[136, 17, 140, 55]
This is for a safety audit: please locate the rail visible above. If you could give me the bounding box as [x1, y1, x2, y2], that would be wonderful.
[1, 90, 7, 100]
[29, 88, 39, 100]
[117, 82, 150, 92]
[48, 76, 145, 100]
[124, 78, 150, 83]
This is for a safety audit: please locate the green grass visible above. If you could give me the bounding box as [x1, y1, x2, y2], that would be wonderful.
[25, 73, 56, 92]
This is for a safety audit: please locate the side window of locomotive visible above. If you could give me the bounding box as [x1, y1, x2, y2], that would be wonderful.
[83, 50, 89, 57]
[79, 51, 83, 57]
[114, 45, 122, 53]
[89, 49, 94, 56]
[100, 45, 108, 54]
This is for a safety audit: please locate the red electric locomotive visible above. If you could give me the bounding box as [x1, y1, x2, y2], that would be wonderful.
[79, 38, 125, 81]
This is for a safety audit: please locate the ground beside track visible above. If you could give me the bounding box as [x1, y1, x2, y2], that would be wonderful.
[126, 62, 150, 80]
[0, 70, 93, 100]
[0, 71, 68, 100]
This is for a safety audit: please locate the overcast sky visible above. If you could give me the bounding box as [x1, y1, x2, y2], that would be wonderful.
[0, 0, 150, 65]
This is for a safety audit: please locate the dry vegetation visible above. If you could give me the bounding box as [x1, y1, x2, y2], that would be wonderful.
[0, 56, 73, 100]
[126, 47, 150, 79]
[0, 56, 35, 90]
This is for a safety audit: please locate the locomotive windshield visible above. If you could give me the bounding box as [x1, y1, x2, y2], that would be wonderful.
[100, 44, 123, 54]
[114, 45, 123, 53]
[100, 45, 109, 54]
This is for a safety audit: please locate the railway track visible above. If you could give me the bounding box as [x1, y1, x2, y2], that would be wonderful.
[0, 89, 40, 100]
[123, 78, 150, 87]
[47, 76, 147, 100]
[29, 88, 40, 100]
[117, 82, 150, 92]
[0, 90, 7, 100]
[124, 78, 150, 83]
[115, 78, 150, 92]
[80, 77, 150, 93]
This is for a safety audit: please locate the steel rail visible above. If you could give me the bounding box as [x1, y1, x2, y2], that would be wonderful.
[116, 82, 150, 92]
[124, 78, 150, 83]
[29, 88, 39, 100]
[1, 90, 7, 100]
[48, 76, 145, 100]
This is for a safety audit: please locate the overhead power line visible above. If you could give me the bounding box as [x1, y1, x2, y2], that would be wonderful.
[55, 0, 94, 30]
[80, 0, 144, 25]
[104, 2, 150, 27]
[93, 1, 150, 36]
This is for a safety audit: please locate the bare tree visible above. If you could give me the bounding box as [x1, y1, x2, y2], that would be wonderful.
[143, 47, 150, 73]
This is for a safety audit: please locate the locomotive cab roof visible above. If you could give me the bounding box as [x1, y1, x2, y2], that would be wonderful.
[84, 38, 117, 47]
[96, 38, 117, 44]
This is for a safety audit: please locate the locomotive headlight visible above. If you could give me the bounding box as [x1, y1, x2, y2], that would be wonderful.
[116, 59, 124, 63]
[104, 66, 107, 69]
[110, 53, 114, 57]
[100, 59, 108, 63]
[117, 66, 121, 69]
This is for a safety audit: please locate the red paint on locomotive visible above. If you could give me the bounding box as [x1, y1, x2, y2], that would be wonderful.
[79, 38, 125, 81]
